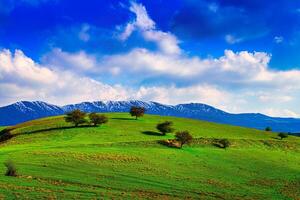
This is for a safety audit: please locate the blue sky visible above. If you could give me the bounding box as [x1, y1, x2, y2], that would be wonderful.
[1, 0, 300, 117]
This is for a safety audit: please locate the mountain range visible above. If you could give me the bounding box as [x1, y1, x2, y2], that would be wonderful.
[0, 100, 300, 134]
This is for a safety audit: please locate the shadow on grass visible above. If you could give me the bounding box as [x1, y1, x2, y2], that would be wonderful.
[0, 125, 95, 143]
[271, 136, 281, 140]
[21, 125, 94, 135]
[111, 117, 136, 121]
[142, 131, 162, 136]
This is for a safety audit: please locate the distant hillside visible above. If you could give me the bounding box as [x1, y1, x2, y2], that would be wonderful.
[1, 100, 300, 133]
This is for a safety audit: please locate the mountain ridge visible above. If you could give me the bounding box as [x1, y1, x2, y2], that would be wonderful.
[1, 100, 300, 133]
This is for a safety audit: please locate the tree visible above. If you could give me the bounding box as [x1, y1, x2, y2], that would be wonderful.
[175, 131, 193, 148]
[4, 160, 17, 177]
[65, 109, 87, 127]
[265, 127, 272, 132]
[89, 113, 108, 126]
[156, 121, 174, 135]
[129, 106, 145, 120]
[278, 132, 288, 140]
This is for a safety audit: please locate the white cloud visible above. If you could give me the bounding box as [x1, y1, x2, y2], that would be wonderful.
[0, 49, 128, 106]
[118, 2, 180, 54]
[102, 47, 300, 91]
[119, 23, 135, 41]
[142, 30, 181, 55]
[135, 84, 233, 110]
[78, 24, 90, 42]
[274, 36, 284, 44]
[42, 48, 97, 72]
[129, 2, 155, 30]
[225, 34, 243, 44]
[0, 49, 57, 85]
[258, 94, 292, 103]
[263, 108, 299, 118]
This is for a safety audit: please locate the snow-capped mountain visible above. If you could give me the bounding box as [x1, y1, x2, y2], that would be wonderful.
[1, 100, 300, 133]
[0, 101, 64, 126]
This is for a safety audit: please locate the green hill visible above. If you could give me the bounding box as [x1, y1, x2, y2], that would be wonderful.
[0, 113, 299, 199]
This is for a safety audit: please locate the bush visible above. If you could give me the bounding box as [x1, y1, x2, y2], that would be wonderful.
[0, 128, 13, 142]
[265, 127, 272, 132]
[175, 131, 193, 148]
[156, 121, 174, 135]
[65, 109, 87, 127]
[4, 160, 17, 177]
[214, 139, 230, 149]
[89, 113, 108, 126]
[278, 132, 288, 140]
[129, 106, 145, 120]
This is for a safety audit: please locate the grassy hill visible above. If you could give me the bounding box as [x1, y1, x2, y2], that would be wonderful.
[0, 113, 299, 199]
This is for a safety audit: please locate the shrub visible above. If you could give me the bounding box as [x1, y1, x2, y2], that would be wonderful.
[278, 132, 288, 140]
[265, 127, 272, 132]
[129, 106, 145, 120]
[214, 138, 230, 149]
[4, 160, 17, 177]
[0, 128, 13, 142]
[175, 131, 193, 148]
[156, 121, 174, 135]
[65, 109, 87, 127]
[89, 113, 108, 126]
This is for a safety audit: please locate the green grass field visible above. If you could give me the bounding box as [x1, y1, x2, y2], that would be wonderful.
[0, 113, 299, 199]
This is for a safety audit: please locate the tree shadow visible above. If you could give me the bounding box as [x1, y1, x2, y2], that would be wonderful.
[111, 117, 136, 121]
[21, 125, 94, 135]
[142, 131, 162, 136]
[0, 125, 95, 143]
[271, 136, 280, 140]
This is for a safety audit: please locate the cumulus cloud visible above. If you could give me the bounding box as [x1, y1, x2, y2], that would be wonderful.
[102, 47, 300, 91]
[42, 48, 97, 72]
[0, 49, 128, 106]
[135, 84, 233, 110]
[118, 2, 180, 54]
[0, 49, 57, 85]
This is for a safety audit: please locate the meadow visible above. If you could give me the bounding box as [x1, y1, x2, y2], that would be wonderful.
[0, 113, 299, 199]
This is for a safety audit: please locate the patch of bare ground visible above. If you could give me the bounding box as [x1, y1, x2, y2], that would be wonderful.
[248, 178, 279, 187]
[280, 179, 300, 200]
[205, 179, 233, 189]
[28, 151, 142, 163]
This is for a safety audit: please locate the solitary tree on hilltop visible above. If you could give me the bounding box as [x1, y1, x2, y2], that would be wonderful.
[89, 113, 108, 126]
[156, 121, 174, 135]
[65, 109, 87, 127]
[265, 127, 272, 132]
[175, 131, 193, 148]
[278, 132, 288, 140]
[130, 106, 145, 120]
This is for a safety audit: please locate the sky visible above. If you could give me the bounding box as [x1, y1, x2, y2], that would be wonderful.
[1, 0, 300, 117]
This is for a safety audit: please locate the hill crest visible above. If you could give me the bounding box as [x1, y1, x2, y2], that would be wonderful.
[0, 100, 300, 133]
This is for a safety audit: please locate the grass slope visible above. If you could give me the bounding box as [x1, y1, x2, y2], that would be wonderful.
[0, 113, 299, 199]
